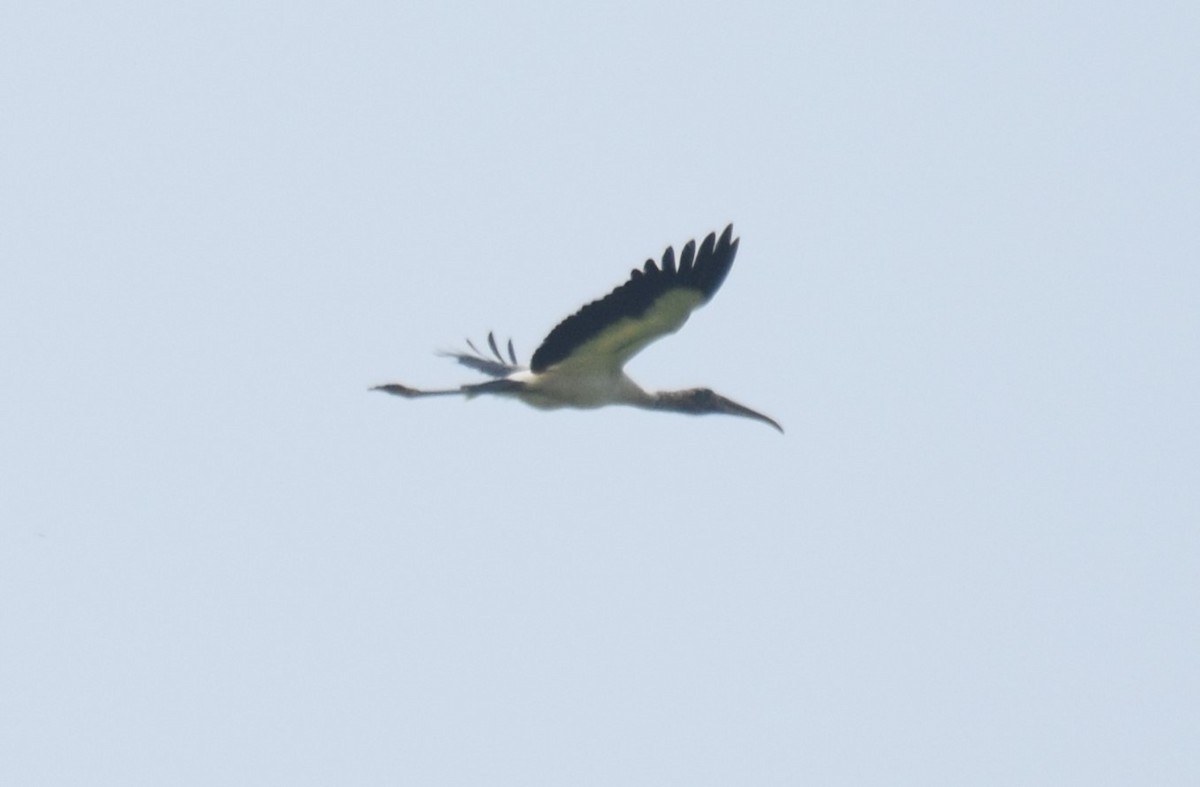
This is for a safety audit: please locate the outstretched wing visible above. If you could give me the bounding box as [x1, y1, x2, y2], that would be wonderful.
[529, 224, 739, 373]
[439, 332, 523, 378]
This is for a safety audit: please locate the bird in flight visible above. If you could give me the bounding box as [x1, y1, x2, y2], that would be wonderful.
[373, 224, 782, 432]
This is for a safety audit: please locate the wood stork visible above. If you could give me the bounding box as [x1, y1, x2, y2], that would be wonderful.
[373, 224, 782, 432]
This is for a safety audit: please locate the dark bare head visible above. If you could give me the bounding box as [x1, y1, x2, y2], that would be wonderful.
[650, 388, 783, 433]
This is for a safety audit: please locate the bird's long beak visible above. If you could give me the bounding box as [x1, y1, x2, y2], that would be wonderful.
[714, 394, 784, 433]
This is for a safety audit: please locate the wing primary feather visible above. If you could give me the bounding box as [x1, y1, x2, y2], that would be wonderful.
[440, 350, 511, 377]
[678, 240, 696, 274]
[446, 334, 525, 377]
[487, 331, 504, 363]
[662, 245, 676, 274]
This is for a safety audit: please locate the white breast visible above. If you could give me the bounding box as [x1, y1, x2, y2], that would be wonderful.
[510, 366, 650, 410]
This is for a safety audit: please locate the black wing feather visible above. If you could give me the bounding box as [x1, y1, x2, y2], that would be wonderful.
[529, 224, 738, 373]
[441, 333, 523, 378]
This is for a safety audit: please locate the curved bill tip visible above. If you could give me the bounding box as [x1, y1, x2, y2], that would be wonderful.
[750, 411, 785, 434]
[714, 394, 784, 434]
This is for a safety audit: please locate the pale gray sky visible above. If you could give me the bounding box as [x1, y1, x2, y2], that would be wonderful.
[2, 2, 1197, 785]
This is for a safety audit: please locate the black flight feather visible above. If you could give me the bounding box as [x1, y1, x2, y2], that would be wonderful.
[529, 224, 738, 373]
[442, 333, 523, 378]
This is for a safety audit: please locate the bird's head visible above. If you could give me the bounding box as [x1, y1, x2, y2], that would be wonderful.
[654, 387, 783, 433]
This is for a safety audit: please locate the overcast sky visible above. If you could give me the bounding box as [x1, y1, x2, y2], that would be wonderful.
[2, 2, 1197, 785]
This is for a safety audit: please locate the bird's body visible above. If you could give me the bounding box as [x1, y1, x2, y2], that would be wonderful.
[506, 367, 650, 411]
[373, 224, 782, 432]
